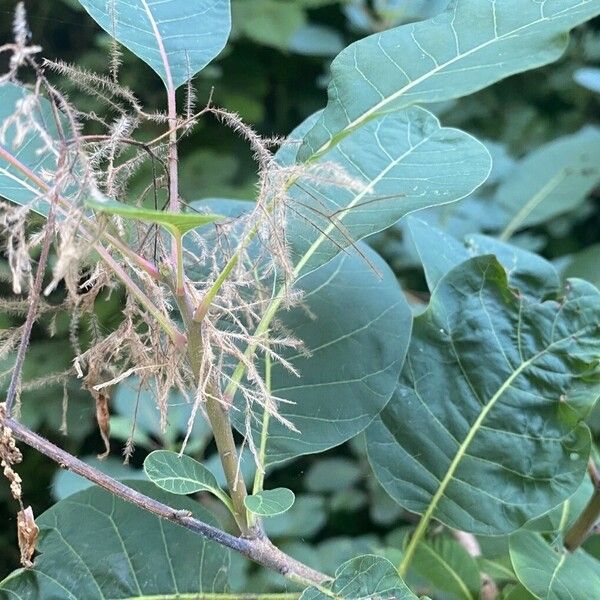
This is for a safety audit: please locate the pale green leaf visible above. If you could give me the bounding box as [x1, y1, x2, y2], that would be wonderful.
[412, 537, 480, 600]
[300, 555, 418, 599]
[244, 488, 295, 517]
[283, 107, 491, 275]
[496, 127, 600, 240]
[144, 450, 232, 509]
[510, 531, 600, 599]
[367, 255, 600, 536]
[300, 0, 600, 159]
[0, 482, 229, 599]
[237, 242, 413, 465]
[86, 194, 224, 235]
[77, 0, 231, 89]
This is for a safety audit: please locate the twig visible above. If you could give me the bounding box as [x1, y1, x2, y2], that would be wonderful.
[1, 414, 330, 587]
[5, 201, 56, 416]
[564, 459, 600, 551]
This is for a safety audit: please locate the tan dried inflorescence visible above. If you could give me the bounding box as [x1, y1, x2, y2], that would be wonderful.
[0, 2, 368, 473]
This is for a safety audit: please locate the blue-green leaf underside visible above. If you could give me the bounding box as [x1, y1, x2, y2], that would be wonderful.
[0, 83, 70, 216]
[300, 0, 600, 159]
[367, 255, 600, 535]
[0, 482, 229, 599]
[77, 0, 231, 89]
[244, 488, 295, 517]
[283, 107, 491, 276]
[495, 127, 600, 239]
[407, 218, 562, 298]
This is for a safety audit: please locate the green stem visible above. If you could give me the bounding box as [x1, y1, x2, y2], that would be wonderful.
[253, 353, 272, 496]
[181, 298, 253, 536]
[174, 231, 185, 296]
[193, 221, 260, 322]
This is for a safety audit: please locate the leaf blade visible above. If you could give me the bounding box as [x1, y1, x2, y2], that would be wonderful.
[76, 0, 232, 89]
[86, 194, 224, 235]
[510, 531, 600, 599]
[299, 0, 600, 159]
[367, 255, 600, 537]
[144, 450, 232, 510]
[244, 488, 295, 517]
[0, 482, 229, 599]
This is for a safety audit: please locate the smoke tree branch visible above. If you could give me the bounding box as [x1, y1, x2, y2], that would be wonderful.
[0, 413, 330, 588]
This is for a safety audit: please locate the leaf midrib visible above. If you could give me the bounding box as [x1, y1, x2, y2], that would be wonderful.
[139, 0, 174, 90]
[400, 314, 592, 573]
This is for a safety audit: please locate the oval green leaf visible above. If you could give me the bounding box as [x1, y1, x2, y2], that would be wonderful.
[144, 450, 233, 511]
[76, 0, 231, 89]
[367, 255, 600, 539]
[244, 488, 295, 517]
[496, 127, 600, 240]
[284, 107, 491, 276]
[0, 482, 229, 599]
[412, 537, 480, 600]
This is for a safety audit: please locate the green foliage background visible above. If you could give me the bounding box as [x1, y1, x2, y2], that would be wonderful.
[0, 0, 599, 588]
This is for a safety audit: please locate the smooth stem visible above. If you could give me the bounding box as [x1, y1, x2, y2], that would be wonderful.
[205, 396, 252, 534]
[166, 86, 185, 297]
[252, 354, 272, 496]
[248, 354, 272, 529]
[174, 231, 185, 296]
[182, 301, 252, 536]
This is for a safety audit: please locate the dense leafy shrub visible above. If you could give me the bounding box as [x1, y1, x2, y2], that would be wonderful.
[0, 1, 599, 599]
